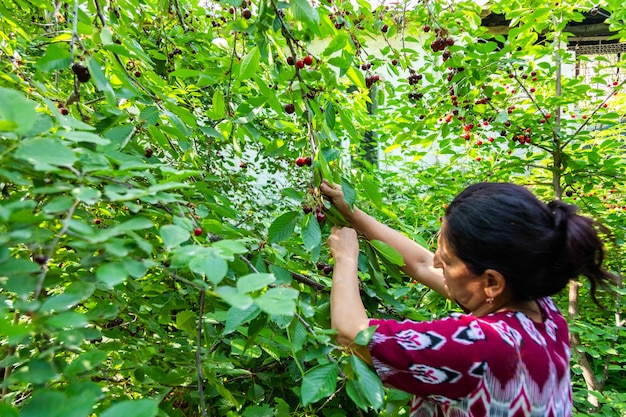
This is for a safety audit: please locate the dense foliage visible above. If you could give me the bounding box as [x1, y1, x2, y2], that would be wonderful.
[0, 0, 624, 416]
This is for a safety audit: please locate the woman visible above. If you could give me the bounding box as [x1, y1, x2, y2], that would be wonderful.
[321, 179, 615, 417]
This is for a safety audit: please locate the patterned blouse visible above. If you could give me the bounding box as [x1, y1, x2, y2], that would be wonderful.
[369, 297, 572, 417]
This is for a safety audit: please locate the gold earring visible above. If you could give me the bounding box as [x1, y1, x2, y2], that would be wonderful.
[486, 297, 494, 305]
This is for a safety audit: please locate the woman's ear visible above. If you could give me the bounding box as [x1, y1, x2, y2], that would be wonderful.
[482, 269, 507, 299]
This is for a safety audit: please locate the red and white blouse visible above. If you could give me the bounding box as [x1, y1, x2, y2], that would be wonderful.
[369, 297, 572, 417]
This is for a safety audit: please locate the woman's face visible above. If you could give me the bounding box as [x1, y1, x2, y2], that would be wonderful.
[433, 227, 487, 312]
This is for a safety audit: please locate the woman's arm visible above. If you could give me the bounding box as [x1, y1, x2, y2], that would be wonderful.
[321, 180, 447, 297]
[327, 226, 372, 364]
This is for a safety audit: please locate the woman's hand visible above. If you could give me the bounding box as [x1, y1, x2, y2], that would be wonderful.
[320, 179, 355, 222]
[328, 226, 359, 264]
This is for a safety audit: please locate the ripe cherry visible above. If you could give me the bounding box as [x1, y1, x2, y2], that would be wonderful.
[296, 60, 305, 69]
[194, 227, 203, 236]
[303, 55, 313, 65]
[295, 157, 307, 167]
[284, 103, 295, 114]
[59, 107, 69, 115]
[316, 211, 326, 223]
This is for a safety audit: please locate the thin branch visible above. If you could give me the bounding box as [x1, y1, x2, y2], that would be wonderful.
[34, 199, 80, 299]
[196, 287, 209, 417]
[93, 0, 106, 27]
[171, 0, 188, 32]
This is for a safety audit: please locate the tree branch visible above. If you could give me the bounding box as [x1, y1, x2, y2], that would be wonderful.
[196, 287, 209, 417]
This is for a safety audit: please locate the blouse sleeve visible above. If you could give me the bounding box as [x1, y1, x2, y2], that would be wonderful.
[368, 314, 515, 400]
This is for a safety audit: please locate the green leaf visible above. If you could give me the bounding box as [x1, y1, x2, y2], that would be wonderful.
[189, 250, 228, 284]
[240, 46, 261, 79]
[0, 88, 38, 135]
[35, 43, 72, 72]
[56, 131, 111, 145]
[72, 186, 101, 205]
[237, 273, 276, 293]
[175, 310, 196, 334]
[20, 388, 99, 417]
[14, 138, 77, 171]
[346, 378, 369, 410]
[291, 0, 320, 34]
[300, 363, 338, 406]
[268, 211, 299, 243]
[349, 355, 384, 410]
[87, 57, 116, 105]
[354, 325, 378, 346]
[224, 305, 261, 335]
[216, 286, 254, 310]
[369, 240, 404, 266]
[95, 262, 129, 288]
[45, 311, 88, 329]
[43, 196, 76, 214]
[210, 90, 226, 119]
[100, 399, 159, 417]
[14, 358, 59, 385]
[301, 214, 322, 251]
[160, 224, 190, 249]
[341, 177, 356, 208]
[362, 176, 382, 207]
[213, 239, 249, 256]
[254, 287, 298, 316]
[39, 293, 84, 314]
[64, 350, 108, 376]
[0, 404, 18, 417]
[323, 32, 349, 56]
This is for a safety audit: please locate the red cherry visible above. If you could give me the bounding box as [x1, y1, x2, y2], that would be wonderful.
[545, 113, 552, 119]
[316, 211, 326, 223]
[423, 24, 431, 32]
[296, 60, 305, 69]
[284, 103, 295, 114]
[94, 218, 102, 225]
[194, 227, 203, 236]
[303, 55, 313, 65]
[295, 157, 307, 167]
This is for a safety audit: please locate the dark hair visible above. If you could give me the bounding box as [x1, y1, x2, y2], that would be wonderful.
[442, 182, 615, 304]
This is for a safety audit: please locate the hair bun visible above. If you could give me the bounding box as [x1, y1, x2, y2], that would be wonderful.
[548, 200, 578, 231]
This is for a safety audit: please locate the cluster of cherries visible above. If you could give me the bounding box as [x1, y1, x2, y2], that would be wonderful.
[316, 261, 334, 276]
[302, 204, 327, 224]
[287, 54, 314, 70]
